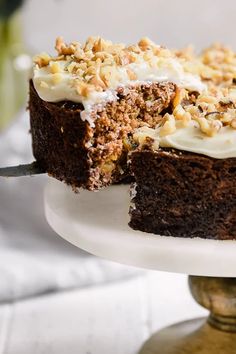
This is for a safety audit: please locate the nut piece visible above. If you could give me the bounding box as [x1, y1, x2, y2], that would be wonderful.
[194, 117, 222, 137]
[34, 52, 51, 67]
[126, 68, 137, 80]
[89, 73, 106, 90]
[172, 88, 186, 108]
[209, 120, 223, 136]
[138, 37, 155, 51]
[93, 38, 109, 52]
[160, 114, 176, 137]
[197, 94, 218, 104]
[34, 36, 178, 100]
[231, 118, 236, 129]
[173, 105, 191, 127]
[55, 36, 76, 55]
[33, 34, 236, 138]
[75, 81, 93, 97]
[55, 37, 65, 54]
[220, 112, 233, 124]
[50, 62, 62, 74]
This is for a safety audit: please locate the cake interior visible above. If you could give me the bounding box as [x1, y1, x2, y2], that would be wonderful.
[30, 80, 176, 189]
[30, 37, 236, 239]
[129, 149, 236, 240]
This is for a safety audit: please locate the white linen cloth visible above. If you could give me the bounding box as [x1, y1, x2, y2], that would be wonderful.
[0, 111, 141, 303]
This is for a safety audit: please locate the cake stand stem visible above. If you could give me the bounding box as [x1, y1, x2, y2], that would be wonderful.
[139, 276, 236, 354]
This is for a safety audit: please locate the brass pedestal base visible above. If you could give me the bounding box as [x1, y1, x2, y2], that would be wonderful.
[140, 318, 236, 354]
[140, 276, 236, 354]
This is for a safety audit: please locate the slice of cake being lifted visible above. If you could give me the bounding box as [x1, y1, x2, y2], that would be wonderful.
[29, 37, 204, 190]
[129, 44, 236, 240]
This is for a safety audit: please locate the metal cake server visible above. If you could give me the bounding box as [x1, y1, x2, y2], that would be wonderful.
[0, 162, 46, 177]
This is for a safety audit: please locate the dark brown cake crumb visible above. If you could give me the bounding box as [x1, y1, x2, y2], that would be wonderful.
[29, 80, 176, 190]
[129, 149, 236, 240]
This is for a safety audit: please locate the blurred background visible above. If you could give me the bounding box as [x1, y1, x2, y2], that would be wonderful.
[23, 0, 236, 52]
[0, 0, 235, 352]
[2, 0, 236, 129]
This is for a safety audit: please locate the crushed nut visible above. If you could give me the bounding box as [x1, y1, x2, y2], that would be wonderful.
[126, 68, 137, 81]
[138, 37, 155, 51]
[172, 88, 186, 108]
[75, 81, 93, 97]
[34, 52, 51, 67]
[231, 118, 236, 129]
[173, 105, 191, 127]
[50, 62, 62, 74]
[160, 114, 176, 137]
[33, 35, 236, 138]
[194, 117, 222, 136]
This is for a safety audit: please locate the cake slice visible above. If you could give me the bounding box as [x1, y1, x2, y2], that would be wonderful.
[129, 44, 236, 239]
[29, 37, 204, 190]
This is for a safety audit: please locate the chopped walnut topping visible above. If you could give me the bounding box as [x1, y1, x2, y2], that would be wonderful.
[55, 36, 77, 55]
[50, 62, 62, 74]
[172, 88, 187, 108]
[210, 119, 223, 133]
[34, 36, 179, 99]
[75, 81, 94, 97]
[33, 36, 236, 138]
[93, 38, 109, 53]
[126, 68, 137, 80]
[138, 37, 156, 51]
[197, 94, 218, 104]
[169, 47, 236, 136]
[160, 114, 176, 137]
[33, 52, 51, 68]
[55, 37, 65, 54]
[173, 105, 191, 127]
[231, 118, 236, 129]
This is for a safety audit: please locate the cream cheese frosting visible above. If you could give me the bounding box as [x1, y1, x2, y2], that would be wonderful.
[33, 57, 205, 106]
[32, 36, 205, 127]
[32, 37, 236, 158]
[133, 121, 236, 159]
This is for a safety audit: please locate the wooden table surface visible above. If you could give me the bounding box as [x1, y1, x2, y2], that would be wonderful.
[0, 271, 206, 354]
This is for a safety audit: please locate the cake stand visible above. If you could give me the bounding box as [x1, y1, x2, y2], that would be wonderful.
[44, 179, 236, 354]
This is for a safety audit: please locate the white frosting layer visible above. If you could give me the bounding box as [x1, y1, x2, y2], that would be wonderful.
[32, 38, 236, 159]
[33, 57, 205, 113]
[133, 121, 236, 159]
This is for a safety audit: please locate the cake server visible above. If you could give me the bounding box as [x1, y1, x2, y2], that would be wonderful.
[0, 162, 45, 177]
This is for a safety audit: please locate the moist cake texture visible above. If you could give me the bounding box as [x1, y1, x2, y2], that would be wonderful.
[29, 79, 175, 189]
[130, 149, 236, 240]
[30, 37, 236, 239]
[129, 44, 236, 239]
[30, 36, 203, 190]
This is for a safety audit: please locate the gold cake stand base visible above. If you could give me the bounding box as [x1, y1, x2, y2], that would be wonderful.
[140, 276, 236, 354]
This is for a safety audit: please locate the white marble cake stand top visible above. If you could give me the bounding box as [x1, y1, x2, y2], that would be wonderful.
[44, 179, 236, 277]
